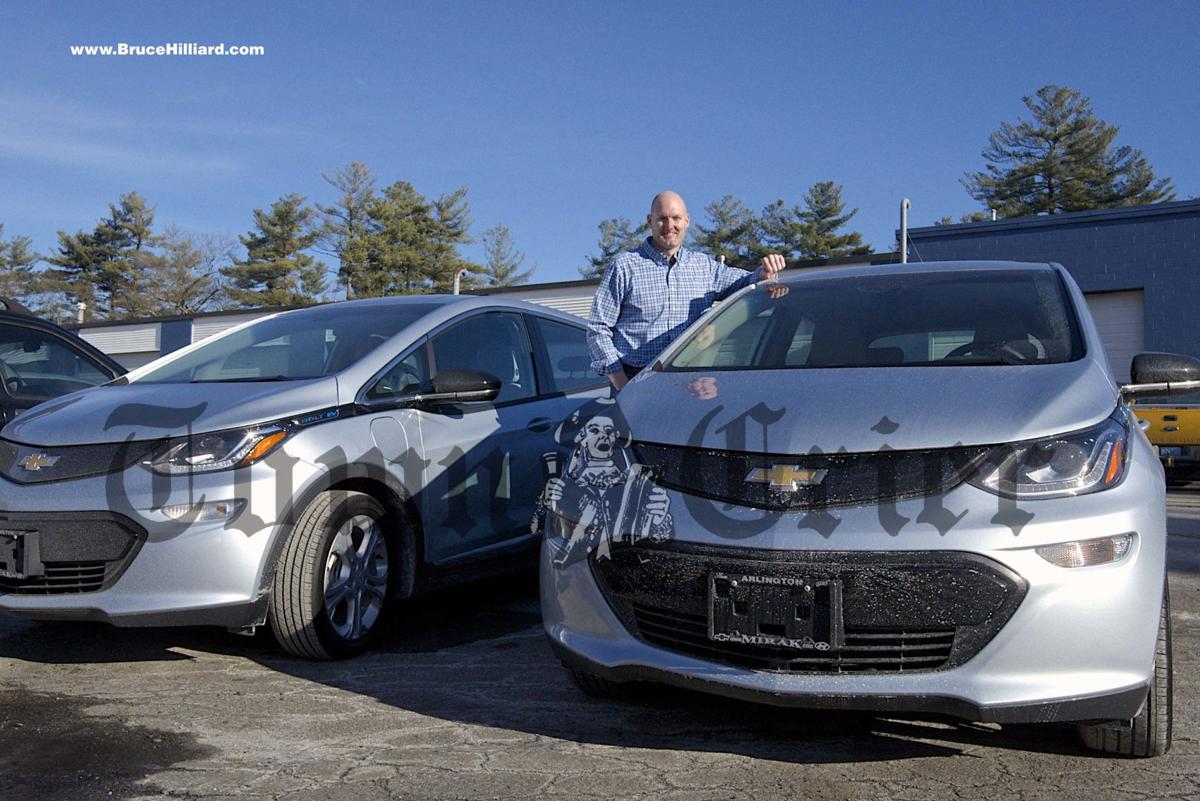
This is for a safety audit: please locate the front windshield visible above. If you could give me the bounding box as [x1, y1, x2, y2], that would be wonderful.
[666, 269, 1084, 371]
[134, 302, 439, 383]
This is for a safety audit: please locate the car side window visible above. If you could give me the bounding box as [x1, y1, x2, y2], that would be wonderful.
[0, 324, 113, 398]
[430, 313, 535, 404]
[529, 316, 604, 394]
[365, 346, 430, 401]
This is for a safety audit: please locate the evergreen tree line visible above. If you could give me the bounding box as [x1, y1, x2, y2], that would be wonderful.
[586, 84, 1176, 276]
[0, 162, 535, 323]
[0, 84, 1178, 318]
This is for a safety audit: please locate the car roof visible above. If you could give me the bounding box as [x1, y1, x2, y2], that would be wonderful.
[269, 292, 585, 326]
[775, 260, 1058, 285]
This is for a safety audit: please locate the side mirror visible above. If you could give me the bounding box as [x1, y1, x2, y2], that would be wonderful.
[1121, 352, 1200, 398]
[422, 369, 501, 405]
[356, 369, 501, 413]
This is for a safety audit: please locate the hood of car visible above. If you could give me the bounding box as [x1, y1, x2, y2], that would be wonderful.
[1, 377, 341, 446]
[618, 359, 1119, 454]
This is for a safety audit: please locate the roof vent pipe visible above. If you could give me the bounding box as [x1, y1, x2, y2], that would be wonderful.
[900, 198, 912, 264]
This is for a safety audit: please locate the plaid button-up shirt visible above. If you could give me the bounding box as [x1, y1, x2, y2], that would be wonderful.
[587, 239, 764, 375]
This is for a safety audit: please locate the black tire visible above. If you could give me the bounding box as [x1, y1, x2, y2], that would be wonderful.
[1078, 583, 1173, 757]
[268, 491, 394, 660]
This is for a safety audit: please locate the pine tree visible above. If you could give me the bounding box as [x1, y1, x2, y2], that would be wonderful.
[964, 85, 1175, 216]
[758, 200, 804, 261]
[691, 195, 759, 265]
[222, 194, 327, 308]
[580, 217, 647, 279]
[475, 224, 534, 287]
[795, 181, 870, 259]
[935, 211, 993, 226]
[425, 187, 477, 293]
[317, 162, 376, 298]
[100, 192, 160, 317]
[0, 224, 38, 300]
[362, 181, 435, 296]
[46, 191, 160, 319]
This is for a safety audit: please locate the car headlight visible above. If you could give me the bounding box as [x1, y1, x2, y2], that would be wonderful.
[970, 410, 1130, 499]
[146, 426, 289, 475]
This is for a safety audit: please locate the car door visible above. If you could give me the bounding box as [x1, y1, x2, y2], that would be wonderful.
[418, 311, 547, 563]
[0, 322, 122, 424]
[358, 340, 431, 506]
[524, 312, 611, 443]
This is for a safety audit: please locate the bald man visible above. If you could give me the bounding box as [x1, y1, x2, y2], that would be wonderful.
[586, 191, 786, 390]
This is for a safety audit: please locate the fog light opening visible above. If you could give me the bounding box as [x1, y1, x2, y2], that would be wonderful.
[1035, 533, 1135, 568]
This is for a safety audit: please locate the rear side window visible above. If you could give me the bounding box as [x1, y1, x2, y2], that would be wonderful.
[529, 317, 604, 394]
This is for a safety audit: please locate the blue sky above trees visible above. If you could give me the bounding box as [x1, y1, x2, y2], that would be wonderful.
[2, 1, 1196, 284]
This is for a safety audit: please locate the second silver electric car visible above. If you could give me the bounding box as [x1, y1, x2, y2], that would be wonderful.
[0, 295, 605, 658]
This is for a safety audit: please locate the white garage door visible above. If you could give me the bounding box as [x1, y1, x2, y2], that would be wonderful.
[1084, 290, 1144, 382]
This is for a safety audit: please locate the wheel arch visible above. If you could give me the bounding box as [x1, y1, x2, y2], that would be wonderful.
[255, 463, 425, 610]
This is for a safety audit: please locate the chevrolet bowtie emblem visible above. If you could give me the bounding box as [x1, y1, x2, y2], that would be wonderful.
[745, 465, 828, 491]
[19, 453, 58, 472]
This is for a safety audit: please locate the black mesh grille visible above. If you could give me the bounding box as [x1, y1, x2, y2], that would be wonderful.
[0, 561, 108, 594]
[591, 543, 1025, 674]
[631, 441, 990, 511]
[0, 438, 160, 484]
[633, 603, 955, 672]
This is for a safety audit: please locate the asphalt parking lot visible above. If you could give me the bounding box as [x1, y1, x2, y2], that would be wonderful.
[2, 487, 1199, 801]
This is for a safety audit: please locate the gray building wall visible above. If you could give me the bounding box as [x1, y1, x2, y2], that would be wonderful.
[907, 199, 1200, 360]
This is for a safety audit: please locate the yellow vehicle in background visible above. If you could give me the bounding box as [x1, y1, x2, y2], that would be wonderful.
[1133, 389, 1200, 479]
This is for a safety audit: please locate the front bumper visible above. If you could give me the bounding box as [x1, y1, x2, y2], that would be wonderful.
[541, 444, 1167, 723]
[0, 443, 321, 627]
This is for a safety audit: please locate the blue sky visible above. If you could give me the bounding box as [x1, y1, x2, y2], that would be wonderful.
[2, 1, 1196, 287]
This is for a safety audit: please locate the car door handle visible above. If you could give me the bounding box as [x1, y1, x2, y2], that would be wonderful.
[1164, 425, 1180, 432]
[527, 417, 554, 432]
[1163, 415, 1178, 421]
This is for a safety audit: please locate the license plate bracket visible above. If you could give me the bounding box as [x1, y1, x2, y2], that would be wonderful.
[708, 573, 842, 651]
[0, 529, 42, 579]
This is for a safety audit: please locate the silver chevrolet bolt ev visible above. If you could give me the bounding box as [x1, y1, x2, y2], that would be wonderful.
[0, 296, 606, 658]
[542, 261, 1199, 757]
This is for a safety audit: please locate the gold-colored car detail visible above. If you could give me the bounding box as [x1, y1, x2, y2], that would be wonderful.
[744, 465, 828, 491]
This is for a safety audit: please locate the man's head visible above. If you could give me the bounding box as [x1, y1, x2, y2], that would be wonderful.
[648, 191, 690, 257]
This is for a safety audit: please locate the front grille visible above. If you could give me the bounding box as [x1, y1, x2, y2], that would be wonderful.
[0, 561, 108, 594]
[0, 511, 145, 595]
[0, 438, 160, 484]
[592, 543, 1025, 674]
[633, 603, 955, 672]
[632, 440, 990, 511]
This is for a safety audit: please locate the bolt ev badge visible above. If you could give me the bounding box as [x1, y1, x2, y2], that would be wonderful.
[19, 453, 58, 472]
[744, 465, 828, 491]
